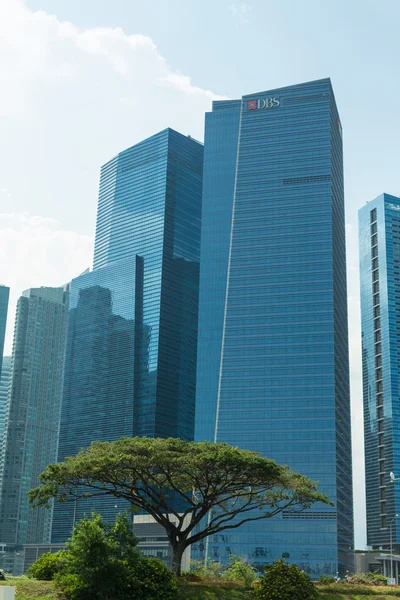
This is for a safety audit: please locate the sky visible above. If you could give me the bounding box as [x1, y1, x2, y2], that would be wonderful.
[1, 0, 400, 550]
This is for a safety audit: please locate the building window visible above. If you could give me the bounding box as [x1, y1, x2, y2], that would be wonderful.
[371, 208, 377, 223]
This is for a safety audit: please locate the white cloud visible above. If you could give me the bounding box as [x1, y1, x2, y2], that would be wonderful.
[229, 3, 253, 23]
[0, 0, 225, 352]
[0, 0, 226, 118]
[0, 211, 93, 354]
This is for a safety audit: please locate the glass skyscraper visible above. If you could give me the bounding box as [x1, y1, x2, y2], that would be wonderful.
[52, 128, 203, 543]
[360, 193, 400, 556]
[0, 285, 10, 375]
[0, 287, 68, 574]
[195, 79, 353, 576]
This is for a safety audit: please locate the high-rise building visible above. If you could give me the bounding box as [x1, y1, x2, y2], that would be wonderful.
[52, 128, 203, 543]
[0, 287, 68, 574]
[0, 356, 11, 462]
[195, 79, 353, 576]
[0, 285, 10, 375]
[359, 193, 400, 560]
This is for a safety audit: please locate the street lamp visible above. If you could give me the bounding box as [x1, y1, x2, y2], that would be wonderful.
[390, 514, 398, 583]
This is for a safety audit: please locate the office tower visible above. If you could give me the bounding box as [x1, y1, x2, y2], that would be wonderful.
[0, 357, 11, 460]
[195, 79, 353, 576]
[0, 287, 68, 574]
[0, 285, 10, 375]
[52, 128, 203, 543]
[360, 193, 400, 560]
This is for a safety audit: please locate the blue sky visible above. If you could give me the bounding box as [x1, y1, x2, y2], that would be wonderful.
[2, 0, 400, 549]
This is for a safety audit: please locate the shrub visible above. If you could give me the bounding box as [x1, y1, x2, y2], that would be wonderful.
[223, 555, 258, 587]
[318, 574, 336, 584]
[254, 559, 319, 600]
[345, 571, 388, 586]
[133, 557, 178, 600]
[189, 558, 223, 579]
[368, 571, 388, 585]
[27, 550, 66, 580]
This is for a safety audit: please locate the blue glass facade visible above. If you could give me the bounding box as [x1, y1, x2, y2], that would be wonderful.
[0, 285, 10, 376]
[195, 79, 353, 576]
[360, 193, 400, 551]
[52, 128, 203, 543]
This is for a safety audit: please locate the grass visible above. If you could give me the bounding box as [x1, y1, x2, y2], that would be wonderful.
[0, 577, 56, 600]
[3, 576, 400, 600]
[317, 584, 400, 597]
[178, 581, 253, 598]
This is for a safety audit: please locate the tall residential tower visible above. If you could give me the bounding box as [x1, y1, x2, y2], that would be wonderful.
[0, 285, 10, 375]
[52, 128, 203, 543]
[360, 193, 400, 561]
[0, 357, 11, 463]
[0, 287, 68, 574]
[195, 79, 353, 576]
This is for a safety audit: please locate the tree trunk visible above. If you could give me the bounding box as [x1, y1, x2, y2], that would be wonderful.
[171, 541, 186, 577]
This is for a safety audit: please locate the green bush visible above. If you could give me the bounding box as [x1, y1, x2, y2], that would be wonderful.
[133, 557, 178, 600]
[317, 574, 336, 584]
[368, 571, 388, 585]
[27, 550, 66, 580]
[254, 559, 319, 600]
[54, 512, 178, 600]
[346, 571, 388, 585]
[189, 558, 223, 579]
[223, 555, 257, 587]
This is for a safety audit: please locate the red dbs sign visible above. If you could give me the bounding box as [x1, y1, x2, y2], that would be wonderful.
[247, 100, 257, 110]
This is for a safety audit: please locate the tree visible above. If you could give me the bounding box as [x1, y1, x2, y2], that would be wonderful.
[55, 512, 141, 599]
[28, 550, 66, 580]
[54, 512, 178, 600]
[29, 437, 331, 576]
[254, 559, 319, 600]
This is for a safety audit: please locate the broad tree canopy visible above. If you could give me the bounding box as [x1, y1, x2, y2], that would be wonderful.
[29, 437, 331, 575]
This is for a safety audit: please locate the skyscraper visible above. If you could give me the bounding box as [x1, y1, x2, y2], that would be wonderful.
[359, 193, 400, 559]
[0, 285, 10, 375]
[195, 79, 353, 576]
[0, 287, 68, 574]
[52, 128, 203, 543]
[0, 357, 11, 462]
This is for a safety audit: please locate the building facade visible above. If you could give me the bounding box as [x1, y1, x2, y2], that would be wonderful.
[360, 193, 400, 552]
[52, 128, 203, 543]
[0, 357, 11, 464]
[0, 287, 68, 574]
[195, 79, 353, 577]
[0, 285, 10, 375]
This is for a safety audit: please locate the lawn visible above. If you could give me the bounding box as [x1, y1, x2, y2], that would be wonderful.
[0, 578, 55, 599]
[3, 577, 400, 600]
